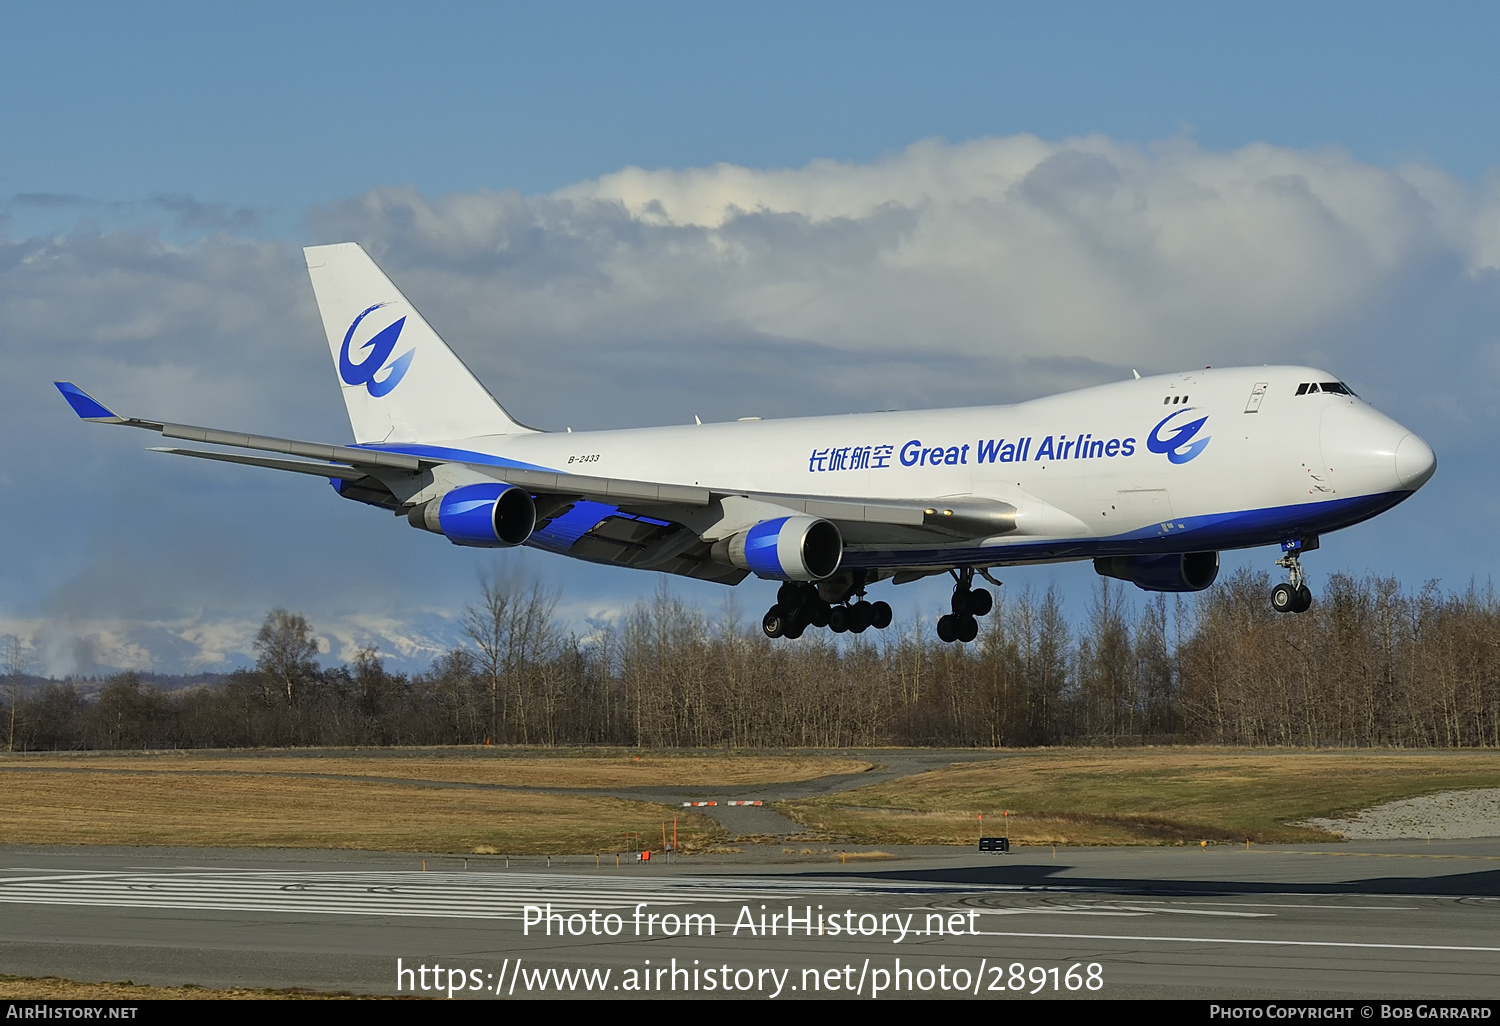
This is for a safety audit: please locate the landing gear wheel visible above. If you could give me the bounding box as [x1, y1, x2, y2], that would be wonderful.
[936, 614, 959, 643]
[807, 602, 831, 628]
[957, 614, 979, 643]
[948, 569, 997, 630]
[1273, 539, 1317, 615]
[849, 602, 873, 634]
[762, 606, 787, 638]
[783, 622, 805, 639]
[829, 606, 850, 633]
[870, 601, 893, 630]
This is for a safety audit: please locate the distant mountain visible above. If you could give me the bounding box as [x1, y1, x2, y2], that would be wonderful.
[3, 672, 233, 699]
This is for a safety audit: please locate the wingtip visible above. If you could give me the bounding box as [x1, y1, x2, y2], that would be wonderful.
[54, 381, 123, 422]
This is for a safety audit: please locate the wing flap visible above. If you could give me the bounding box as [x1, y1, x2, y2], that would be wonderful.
[148, 447, 375, 481]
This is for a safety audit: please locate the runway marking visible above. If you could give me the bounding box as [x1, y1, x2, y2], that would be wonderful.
[0, 869, 1031, 920]
[907, 906, 1151, 918]
[1249, 848, 1500, 861]
[919, 904, 1271, 919]
[1163, 900, 1421, 911]
[1100, 905, 1272, 917]
[976, 929, 1500, 953]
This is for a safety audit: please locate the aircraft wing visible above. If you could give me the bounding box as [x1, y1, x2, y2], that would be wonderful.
[57, 382, 1015, 580]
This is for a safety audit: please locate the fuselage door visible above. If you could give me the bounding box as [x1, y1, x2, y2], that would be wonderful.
[1244, 382, 1268, 414]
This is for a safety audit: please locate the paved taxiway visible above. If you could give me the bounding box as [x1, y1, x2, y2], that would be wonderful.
[2, 840, 1498, 999]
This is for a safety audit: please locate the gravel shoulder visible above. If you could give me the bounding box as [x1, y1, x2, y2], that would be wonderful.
[1304, 787, 1500, 839]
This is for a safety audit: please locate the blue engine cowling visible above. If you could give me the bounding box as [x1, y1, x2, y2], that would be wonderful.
[711, 516, 843, 581]
[1093, 551, 1220, 592]
[428, 483, 536, 548]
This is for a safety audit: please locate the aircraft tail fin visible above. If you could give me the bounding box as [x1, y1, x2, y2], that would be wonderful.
[303, 243, 534, 444]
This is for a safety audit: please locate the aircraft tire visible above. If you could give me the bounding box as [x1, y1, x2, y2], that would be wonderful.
[937, 614, 959, 643]
[808, 602, 832, 628]
[969, 588, 993, 617]
[762, 607, 787, 639]
[1294, 585, 1313, 613]
[958, 615, 979, 643]
[783, 622, 805, 639]
[870, 601, 893, 630]
[829, 606, 850, 633]
[850, 602, 873, 633]
[1271, 583, 1297, 614]
[951, 590, 971, 615]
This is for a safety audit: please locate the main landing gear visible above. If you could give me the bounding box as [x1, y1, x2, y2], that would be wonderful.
[936, 567, 995, 644]
[762, 578, 892, 640]
[1271, 537, 1317, 614]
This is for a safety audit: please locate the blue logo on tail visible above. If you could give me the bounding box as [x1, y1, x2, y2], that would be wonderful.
[340, 303, 415, 397]
[1147, 409, 1211, 464]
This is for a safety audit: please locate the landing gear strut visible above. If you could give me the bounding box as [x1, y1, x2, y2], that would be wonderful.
[937, 567, 996, 644]
[1271, 537, 1316, 614]
[762, 577, 892, 640]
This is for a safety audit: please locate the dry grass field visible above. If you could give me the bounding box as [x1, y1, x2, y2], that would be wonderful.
[0, 748, 871, 788]
[9, 746, 1500, 851]
[0, 765, 723, 853]
[781, 748, 1500, 845]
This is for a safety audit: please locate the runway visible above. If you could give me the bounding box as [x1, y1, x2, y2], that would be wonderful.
[2, 840, 1499, 999]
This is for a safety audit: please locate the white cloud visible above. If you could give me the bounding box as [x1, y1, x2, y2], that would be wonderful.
[303, 136, 1500, 416]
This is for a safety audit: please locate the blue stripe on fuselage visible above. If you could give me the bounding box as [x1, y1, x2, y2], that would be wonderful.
[841, 490, 1416, 571]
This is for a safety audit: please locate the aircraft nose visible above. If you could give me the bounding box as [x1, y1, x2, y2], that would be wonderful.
[1395, 432, 1436, 489]
[1320, 403, 1434, 496]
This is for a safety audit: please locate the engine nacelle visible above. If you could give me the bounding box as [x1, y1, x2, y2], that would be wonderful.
[410, 483, 536, 547]
[1093, 551, 1220, 593]
[711, 516, 843, 582]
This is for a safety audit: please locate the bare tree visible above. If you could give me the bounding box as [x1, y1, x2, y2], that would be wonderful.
[463, 581, 511, 741]
[4, 634, 26, 753]
[463, 577, 561, 743]
[253, 610, 320, 706]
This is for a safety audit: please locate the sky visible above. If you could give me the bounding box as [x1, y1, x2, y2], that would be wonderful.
[3, 3, 1499, 676]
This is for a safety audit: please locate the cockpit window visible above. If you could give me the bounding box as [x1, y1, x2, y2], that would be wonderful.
[1296, 381, 1358, 397]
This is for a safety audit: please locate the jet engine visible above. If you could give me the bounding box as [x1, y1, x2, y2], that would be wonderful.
[1093, 551, 1220, 593]
[711, 516, 843, 581]
[409, 483, 536, 548]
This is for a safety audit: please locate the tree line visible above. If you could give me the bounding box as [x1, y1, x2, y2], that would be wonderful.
[4, 569, 1498, 751]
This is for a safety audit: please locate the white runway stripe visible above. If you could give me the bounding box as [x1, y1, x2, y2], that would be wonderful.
[0, 869, 989, 920]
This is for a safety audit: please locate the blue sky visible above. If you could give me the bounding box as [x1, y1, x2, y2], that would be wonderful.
[3, 3, 1499, 674]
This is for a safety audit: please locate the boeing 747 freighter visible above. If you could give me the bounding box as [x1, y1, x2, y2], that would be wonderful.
[57, 243, 1436, 643]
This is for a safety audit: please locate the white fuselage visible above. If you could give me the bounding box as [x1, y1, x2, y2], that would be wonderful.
[368, 365, 1435, 572]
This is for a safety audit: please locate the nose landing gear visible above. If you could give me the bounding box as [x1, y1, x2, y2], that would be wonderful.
[936, 567, 997, 644]
[1272, 537, 1316, 614]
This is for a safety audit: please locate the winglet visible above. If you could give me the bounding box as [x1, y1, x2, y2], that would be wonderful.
[54, 382, 124, 422]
